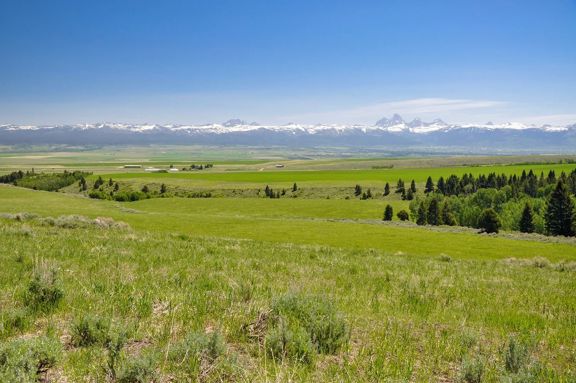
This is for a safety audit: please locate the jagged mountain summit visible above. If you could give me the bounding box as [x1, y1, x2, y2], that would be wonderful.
[1, 116, 575, 152]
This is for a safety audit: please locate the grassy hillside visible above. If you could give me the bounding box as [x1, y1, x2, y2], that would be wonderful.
[0, 216, 575, 381]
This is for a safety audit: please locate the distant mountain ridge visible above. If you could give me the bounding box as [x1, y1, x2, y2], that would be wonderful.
[1, 116, 575, 152]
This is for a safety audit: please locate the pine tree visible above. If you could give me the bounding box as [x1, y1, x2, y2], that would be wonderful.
[160, 183, 167, 194]
[93, 176, 104, 189]
[292, 183, 298, 192]
[437, 177, 446, 195]
[395, 179, 405, 194]
[383, 205, 393, 221]
[141, 185, 150, 193]
[519, 203, 535, 233]
[114, 182, 120, 192]
[265, 185, 271, 197]
[108, 178, 114, 187]
[424, 176, 434, 194]
[427, 199, 440, 225]
[547, 170, 556, 185]
[416, 202, 427, 225]
[366, 189, 372, 199]
[478, 208, 501, 234]
[410, 180, 416, 193]
[405, 188, 414, 201]
[354, 184, 362, 197]
[384, 182, 390, 196]
[545, 181, 575, 236]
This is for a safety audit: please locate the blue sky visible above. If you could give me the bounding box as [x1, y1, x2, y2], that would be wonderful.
[1, 0, 575, 125]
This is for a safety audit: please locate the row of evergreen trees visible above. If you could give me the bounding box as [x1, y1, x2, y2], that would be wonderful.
[421, 169, 576, 197]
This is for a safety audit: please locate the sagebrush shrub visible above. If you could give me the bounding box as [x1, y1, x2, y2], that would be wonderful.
[460, 356, 484, 383]
[169, 331, 225, 364]
[70, 315, 110, 347]
[0, 336, 61, 383]
[269, 294, 349, 357]
[117, 353, 158, 383]
[265, 320, 315, 365]
[505, 337, 528, 373]
[24, 267, 64, 312]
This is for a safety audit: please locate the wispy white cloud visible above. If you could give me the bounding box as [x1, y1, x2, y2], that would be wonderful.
[280, 98, 507, 124]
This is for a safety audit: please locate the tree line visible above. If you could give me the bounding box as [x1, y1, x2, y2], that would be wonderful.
[0, 170, 91, 192]
[389, 169, 576, 236]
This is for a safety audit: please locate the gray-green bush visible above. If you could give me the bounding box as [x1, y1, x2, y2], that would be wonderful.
[0, 336, 62, 383]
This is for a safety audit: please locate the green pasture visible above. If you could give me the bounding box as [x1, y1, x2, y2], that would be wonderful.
[1, 186, 575, 261]
[97, 163, 576, 190]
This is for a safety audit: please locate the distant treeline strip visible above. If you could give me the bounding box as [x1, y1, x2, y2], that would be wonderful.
[0, 170, 91, 192]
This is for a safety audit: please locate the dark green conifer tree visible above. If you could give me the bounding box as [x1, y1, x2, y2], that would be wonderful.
[384, 182, 390, 196]
[405, 188, 414, 201]
[424, 176, 434, 194]
[437, 177, 446, 195]
[416, 202, 427, 225]
[383, 204, 393, 221]
[545, 181, 575, 236]
[519, 203, 535, 233]
[427, 199, 440, 225]
[395, 179, 405, 194]
[478, 208, 501, 234]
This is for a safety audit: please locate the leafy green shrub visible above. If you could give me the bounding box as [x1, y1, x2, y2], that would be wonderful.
[0, 336, 62, 383]
[460, 356, 484, 383]
[117, 353, 158, 383]
[396, 210, 410, 221]
[70, 315, 110, 347]
[505, 337, 528, 373]
[270, 294, 349, 355]
[24, 267, 64, 312]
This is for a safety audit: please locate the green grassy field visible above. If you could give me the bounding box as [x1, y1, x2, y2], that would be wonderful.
[1, 150, 576, 382]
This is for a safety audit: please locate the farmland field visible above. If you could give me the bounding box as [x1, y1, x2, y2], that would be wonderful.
[1, 149, 575, 382]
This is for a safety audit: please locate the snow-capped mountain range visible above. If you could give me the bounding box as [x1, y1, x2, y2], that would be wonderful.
[1, 115, 575, 152]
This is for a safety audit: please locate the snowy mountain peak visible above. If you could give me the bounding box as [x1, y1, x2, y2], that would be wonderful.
[375, 114, 405, 128]
[222, 119, 246, 127]
[408, 118, 424, 128]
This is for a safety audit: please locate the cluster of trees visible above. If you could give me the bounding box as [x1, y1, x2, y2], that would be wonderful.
[382, 180, 417, 200]
[422, 169, 576, 197]
[181, 163, 214, 171]
[87, 176, 150, 201]
[354, 185, 373, 200]
[0, 170, 91, 192]
[381, 204, 410, 222]
[263, 185, 286, 199]
[409, 176, 575, 236]
[261, 183, 299, 198]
